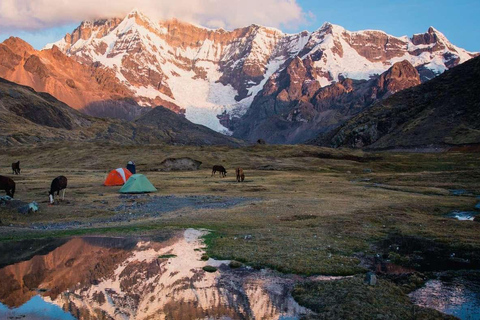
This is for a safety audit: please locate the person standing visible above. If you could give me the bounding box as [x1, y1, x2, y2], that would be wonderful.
[127, 161, 136, 174]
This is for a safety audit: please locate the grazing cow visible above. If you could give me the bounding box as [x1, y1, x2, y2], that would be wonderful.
[236, 168, 245, 182]
[0, 175, 15, 198]
[49, 176, 68, 204]
[12, 161, 20, 175]
[211, 165, 227, 177]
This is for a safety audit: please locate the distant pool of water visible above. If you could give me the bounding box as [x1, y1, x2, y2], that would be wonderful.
[447, 211, 479, 221]
[410, 276, 480, 320]
[0, 230, 308, 320]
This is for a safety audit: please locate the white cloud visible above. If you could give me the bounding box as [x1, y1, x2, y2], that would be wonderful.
[0, 0, 307, 31]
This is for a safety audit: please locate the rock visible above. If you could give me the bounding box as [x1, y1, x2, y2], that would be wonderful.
[18, 202, 39, 214]
[474, 216, 480, 222]
[155, 157, 202, 172]
[0, 195, 13, 204]
[257, 139, 266, 145]
[365, 272, 377, 286]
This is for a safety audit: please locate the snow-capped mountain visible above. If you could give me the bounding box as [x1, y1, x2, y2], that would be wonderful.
[46, 8, 477, 133]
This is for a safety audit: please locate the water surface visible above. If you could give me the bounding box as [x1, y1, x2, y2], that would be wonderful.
[0, 230, 307, 320]
[410, 276, 480, 320]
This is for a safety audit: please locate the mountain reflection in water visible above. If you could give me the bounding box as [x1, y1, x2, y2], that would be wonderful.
[410, 278, 480, 320]
[0, 229, 308, 320]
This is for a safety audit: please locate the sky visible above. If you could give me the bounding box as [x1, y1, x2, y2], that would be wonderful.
[0, 0, 478, 52]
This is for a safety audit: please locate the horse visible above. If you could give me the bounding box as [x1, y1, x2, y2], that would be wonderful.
[0, 175, 15, 198]
[236, 168, 245, 182]
[212, 165, 227, 178]
[11, 161, 20, 175]
[49, 176, 68, 204]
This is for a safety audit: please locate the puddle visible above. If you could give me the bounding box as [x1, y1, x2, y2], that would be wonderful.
[447, 211, 479, 221]
[0, 295, 76, 320]
[449, 189, 475, 196]
[410, 276, 480, 320]
[0, 229, 309, 320]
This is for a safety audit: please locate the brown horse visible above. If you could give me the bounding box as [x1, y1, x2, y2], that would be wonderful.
[11, 161, 20, 175]
[0, 175, 15, 198]
[212, 165, 227, 177]
[236, 168, 245, 182]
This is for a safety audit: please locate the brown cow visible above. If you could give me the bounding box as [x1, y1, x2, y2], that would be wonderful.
[11, 161, 20, 175]
[236, 168, 245, 182]
[0, 175, 15, 198]
[212, 165, 227, 177]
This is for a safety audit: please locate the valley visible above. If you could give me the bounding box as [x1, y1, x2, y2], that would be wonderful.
[0, 4, 479, 319]
[0, 143, 479, 319]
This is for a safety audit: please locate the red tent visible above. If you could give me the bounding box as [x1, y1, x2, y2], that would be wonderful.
[104, 168, 132, 186]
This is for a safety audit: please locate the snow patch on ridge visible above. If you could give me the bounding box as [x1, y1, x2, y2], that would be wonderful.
[45, 10, 478, 133]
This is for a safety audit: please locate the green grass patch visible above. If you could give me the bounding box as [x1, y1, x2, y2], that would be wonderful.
[158, 254, 177, 259]
[293, 276, 455, 320]
[202, 266, 217, 273]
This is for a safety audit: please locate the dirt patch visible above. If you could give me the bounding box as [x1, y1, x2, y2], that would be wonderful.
[27, 195, 255, 231]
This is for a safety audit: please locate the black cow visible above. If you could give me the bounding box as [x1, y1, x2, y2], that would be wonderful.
[49, 176, 68, 204]
[12, 161, 20, 175]
[211, 165, 227, 178]
[0, 175, 15, 198]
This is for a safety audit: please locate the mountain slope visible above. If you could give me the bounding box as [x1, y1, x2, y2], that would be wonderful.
[135, 107, 244, 145]
[233, 60, 421, 144]
[0, 37, 141, 110]
[0, 77, 240, 146]
[46, 10, 477, 133]
[312, 56, 480, 149]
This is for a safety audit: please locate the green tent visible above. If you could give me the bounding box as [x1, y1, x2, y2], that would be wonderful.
[119, 174, 157, 194]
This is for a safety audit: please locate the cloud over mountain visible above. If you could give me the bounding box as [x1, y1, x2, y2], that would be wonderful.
[0, 0, 306, 31]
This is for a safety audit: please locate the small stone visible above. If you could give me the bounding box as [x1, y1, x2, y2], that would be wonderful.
[365, 272, 377, 286]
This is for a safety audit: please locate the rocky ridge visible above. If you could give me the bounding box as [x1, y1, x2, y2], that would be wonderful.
[45, 9, 477, 133]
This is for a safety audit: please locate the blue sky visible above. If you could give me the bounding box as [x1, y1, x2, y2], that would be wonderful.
[0, 0, 478, 52]
[295, 0, 480, 52]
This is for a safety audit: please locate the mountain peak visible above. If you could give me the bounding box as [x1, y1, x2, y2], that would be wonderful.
[1, 36, 35, 55]
[129, 7, 141, 14]
[126, 7, 147, 19]
[33, 15, 477, 136]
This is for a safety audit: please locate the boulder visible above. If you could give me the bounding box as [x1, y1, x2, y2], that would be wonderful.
[156, 157, 202, 172]
[18, 202, 39, 214]
[257, 139, 266, 145]
[0, 196, 38, 214]
[365, 272, 377, 286]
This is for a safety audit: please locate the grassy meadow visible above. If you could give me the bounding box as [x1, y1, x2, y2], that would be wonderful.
[0, 142, 479, 318]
